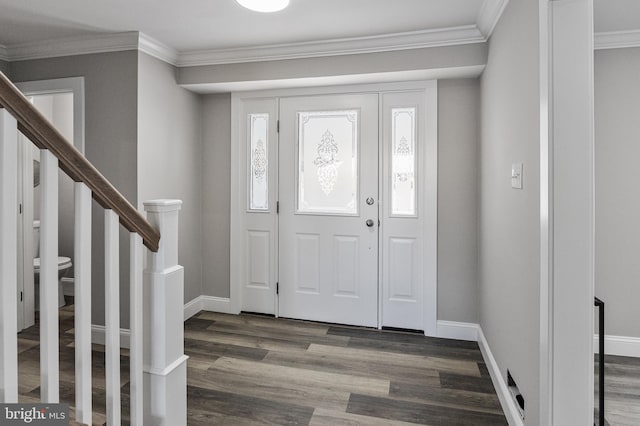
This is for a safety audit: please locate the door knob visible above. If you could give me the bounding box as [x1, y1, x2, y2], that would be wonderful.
[366, 219, 374, 227]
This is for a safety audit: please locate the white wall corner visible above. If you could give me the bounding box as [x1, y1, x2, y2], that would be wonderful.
[477, 327, 525, 426]
[91, 324, 131, 349]
[594, 334, 640, 358]
[476, 0, 510, 39]
[594, 30, 640, 50]
[138, 32, 179, 66]
[436, 320, 479, 341]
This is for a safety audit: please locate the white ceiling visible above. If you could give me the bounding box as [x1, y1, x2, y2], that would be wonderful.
[0, 0, 634, 66]
[0, 0, 487, 51]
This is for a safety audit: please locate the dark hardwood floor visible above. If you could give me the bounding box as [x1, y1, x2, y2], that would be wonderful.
[17, 302, 508, 425]
[596, 354, 640, 426]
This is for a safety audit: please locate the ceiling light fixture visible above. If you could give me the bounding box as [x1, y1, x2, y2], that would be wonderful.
[236, 0, 290, 13]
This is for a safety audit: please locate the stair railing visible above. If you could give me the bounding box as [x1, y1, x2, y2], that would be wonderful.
[0, 70, 187, 426]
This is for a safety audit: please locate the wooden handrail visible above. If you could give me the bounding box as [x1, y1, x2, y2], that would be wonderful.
[0, 71, 160, 252]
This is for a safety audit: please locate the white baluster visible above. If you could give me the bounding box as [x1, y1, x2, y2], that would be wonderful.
[130, 233, 143, 426]
[40, 149, 59, 403]
[105, 210, 120, 425]
[74, 182, 92, 424]
[0, 110, 18, 403]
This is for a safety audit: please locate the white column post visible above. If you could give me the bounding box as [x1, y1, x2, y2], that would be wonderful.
[0, 110, 18, 403]
[143, 200, 187, 426]
[540, 0, 595, 424]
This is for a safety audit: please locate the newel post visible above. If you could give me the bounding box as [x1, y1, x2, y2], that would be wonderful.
[143, 200, 188, 426]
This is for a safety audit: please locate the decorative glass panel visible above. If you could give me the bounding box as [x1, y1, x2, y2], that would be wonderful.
[391, 107, 416, 216]
[249, 113, 269, 210]
[298, 110, 359, 215]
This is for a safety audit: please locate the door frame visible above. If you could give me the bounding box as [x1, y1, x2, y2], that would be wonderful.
[15, 77, 85, 331]
[230, 80, 437, 335]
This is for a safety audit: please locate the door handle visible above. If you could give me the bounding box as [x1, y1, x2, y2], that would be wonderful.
[366, 219, 374, 227]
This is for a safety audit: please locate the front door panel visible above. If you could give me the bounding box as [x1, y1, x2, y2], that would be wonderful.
[279, 94, 379, 327]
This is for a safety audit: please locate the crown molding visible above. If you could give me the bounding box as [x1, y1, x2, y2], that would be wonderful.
[595, 30, 640, 50]
[3, 31, 179, 65]
[139, 33, 179, 65]
[1, 24, 489, 68]
[0, 44, 8, 62]
[6, 32, 140, 61]
[476, 0, 509, 38]
[176, 25, 485, 67]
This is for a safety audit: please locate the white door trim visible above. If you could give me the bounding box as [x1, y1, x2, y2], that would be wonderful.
[422, 82, 438, 337]
[16, 77, 85, 153]
[230, 80, 438, 335]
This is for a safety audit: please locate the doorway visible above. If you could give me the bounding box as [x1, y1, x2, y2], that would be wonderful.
[278, 93, 379, 327]
[15, 77, 85, 331]
[232, 82, 437, 333]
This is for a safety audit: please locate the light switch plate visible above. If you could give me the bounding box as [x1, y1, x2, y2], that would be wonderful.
[511, 163, 523, 189]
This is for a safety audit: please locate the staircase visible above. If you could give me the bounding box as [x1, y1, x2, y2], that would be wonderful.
[0, 70, 187, 425]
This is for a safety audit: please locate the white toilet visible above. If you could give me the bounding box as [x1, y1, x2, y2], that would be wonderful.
[33, 220, 72, 309]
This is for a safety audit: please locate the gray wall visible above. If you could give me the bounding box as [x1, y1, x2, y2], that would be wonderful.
[201, 84, 481, 324]
[11, 51, 139, 327]
[201, 94, 231, 298]
[137, 52, 204, 304]
[0, 59, 9, 76]
[479, 0, 540, 424]
[595, 47, 640, 338]
[438, 78, 479, 324]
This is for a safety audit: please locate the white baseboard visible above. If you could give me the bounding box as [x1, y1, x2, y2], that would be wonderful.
[436, 320, 479, 341]
[90, 294, 235, 345]
[184, 296, 202, 321]
[184, 295, 234, 321]
[477, 327, 524, 426]
[91, 324, 131, 349]
[201, 295, 234, 314]
[594, 334, 640, 357]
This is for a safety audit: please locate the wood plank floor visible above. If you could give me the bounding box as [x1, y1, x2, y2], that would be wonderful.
[596, 354, 640, 426]
[17, 303, 508, 425]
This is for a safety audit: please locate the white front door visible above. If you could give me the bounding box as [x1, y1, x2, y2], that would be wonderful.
[278, 94, 379, 327]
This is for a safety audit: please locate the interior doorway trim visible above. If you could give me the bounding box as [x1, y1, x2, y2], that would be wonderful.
[230, 80, 437, 336]
[15, 77, 85, 331]
[16, 77, 85, 152]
